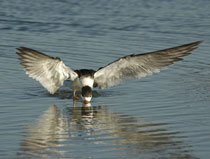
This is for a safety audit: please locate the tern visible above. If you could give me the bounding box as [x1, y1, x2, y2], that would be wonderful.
[17, 41, 202, 104]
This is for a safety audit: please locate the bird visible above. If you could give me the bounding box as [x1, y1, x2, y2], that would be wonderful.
[16, 41, 202, 104]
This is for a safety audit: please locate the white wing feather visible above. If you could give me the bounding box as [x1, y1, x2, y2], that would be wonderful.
[17, 47, 78, 94]
[94, 41, 202, 89]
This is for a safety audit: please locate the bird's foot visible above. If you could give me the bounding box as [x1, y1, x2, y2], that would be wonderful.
[73, 95, 80, 104]
[73, 95, 80, 101]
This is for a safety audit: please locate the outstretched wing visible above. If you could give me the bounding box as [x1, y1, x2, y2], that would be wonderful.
[17, 47, 78, 94]
[94, 41, 202, 89]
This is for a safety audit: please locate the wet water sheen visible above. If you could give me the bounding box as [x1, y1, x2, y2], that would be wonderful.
[0, 0, 210, 159]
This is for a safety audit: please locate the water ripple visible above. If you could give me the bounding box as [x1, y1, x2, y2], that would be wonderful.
[17, 105, 197, 159]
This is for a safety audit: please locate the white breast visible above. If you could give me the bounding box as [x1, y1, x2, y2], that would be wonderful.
[80, 77, 94, 88]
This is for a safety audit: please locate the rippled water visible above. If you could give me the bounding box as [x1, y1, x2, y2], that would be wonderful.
[0, 0, 210, 158]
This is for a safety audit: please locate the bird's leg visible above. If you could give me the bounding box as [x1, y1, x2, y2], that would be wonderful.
[73, 90, 79, 101]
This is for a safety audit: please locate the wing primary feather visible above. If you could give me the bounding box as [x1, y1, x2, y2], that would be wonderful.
[17, 47, 78, 94]
[94, 41, 202, 89]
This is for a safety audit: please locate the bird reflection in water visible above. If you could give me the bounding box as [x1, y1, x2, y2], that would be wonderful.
[18, 105, 68, 158]
[18, 104, 197, 159]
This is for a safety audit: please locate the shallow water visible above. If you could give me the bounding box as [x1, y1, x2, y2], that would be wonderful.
[0, 0, 210, 158]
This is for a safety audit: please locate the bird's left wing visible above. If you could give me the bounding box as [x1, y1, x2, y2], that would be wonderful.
[94, 41, 202, 89]
[17, 47, 78, 94]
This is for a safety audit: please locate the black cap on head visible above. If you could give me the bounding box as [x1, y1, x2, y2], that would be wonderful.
[82, 86, 92, 97]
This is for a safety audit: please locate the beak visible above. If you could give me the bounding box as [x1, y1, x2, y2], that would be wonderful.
[83, 100, 89, 104]
[82, 96, 92, 104]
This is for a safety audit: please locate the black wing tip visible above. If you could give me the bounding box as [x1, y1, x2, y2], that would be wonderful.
[16, 51, 21, 55]
[187, 40, 203, 47]
[16, 47, 32, 56]
[180, 40, 203, 54]
[171, 40, 203, 50]
[16, 47, 28, 58]
[16, 46, 37, 53]
[194, 40, 203, 45]
[16, 46, 28, 51]
[16, 47, 55, 60]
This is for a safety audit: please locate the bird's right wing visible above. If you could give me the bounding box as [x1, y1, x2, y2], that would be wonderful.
[17, 47, 78, 94]
[94, 41, 202, 89]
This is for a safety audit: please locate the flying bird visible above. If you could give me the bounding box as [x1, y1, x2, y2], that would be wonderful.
[17, 41, 202, 104]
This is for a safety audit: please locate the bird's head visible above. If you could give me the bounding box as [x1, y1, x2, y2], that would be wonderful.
[81, 86, 92, 104]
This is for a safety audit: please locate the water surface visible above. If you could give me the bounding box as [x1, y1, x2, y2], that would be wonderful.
[0, 0, 210, 158]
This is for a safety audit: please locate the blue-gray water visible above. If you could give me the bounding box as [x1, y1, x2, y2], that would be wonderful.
[0, 0, 210, 158]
